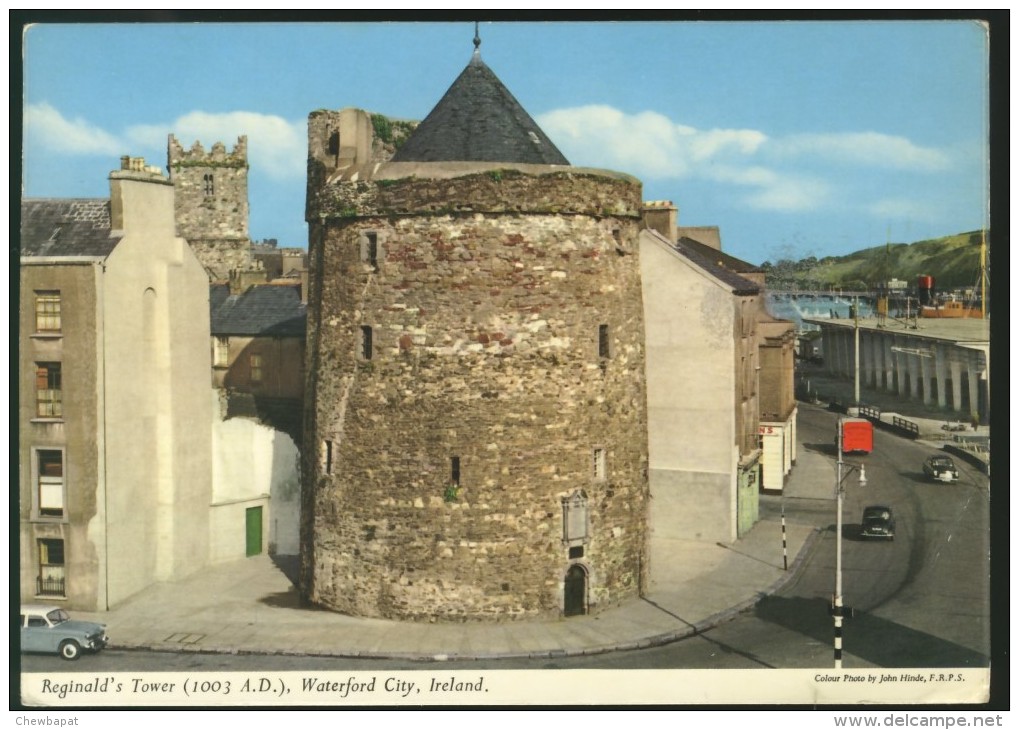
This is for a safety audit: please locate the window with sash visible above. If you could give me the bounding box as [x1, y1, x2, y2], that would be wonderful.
[35, 363, 62, 418]
[36, 449, 65, 519]
[37, 539, 65, 596]
[35, 291, 61, 333]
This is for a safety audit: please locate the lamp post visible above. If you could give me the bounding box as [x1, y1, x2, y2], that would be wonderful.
[834, 417, 867, 669]
[853, 295, 860, 409]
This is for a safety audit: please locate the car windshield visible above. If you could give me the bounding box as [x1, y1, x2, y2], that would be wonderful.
[930, 458, 953, 467]
[863, 508, 891, 522]
[46, 609, 70, 625]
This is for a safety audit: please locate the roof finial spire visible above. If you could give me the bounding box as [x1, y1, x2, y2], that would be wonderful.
[473, 21, 481, 55]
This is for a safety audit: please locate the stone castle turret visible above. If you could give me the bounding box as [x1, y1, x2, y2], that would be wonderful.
[168, 135, 251, 279]
[301, 43, 650, 621]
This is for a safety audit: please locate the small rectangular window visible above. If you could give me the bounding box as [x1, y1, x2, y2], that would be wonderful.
[598, 325, 610, 359]
[250, 354, 263, 385]
[569, 546, 585, 559]
[35, 363, 62, 418]
[593, 448, 606, 481]
[35, 291, 61, 332]
[324, 440, 333, 475]
[37, 450, 65, 518]
[360, 326, 373, 360]
[451, 456, 461, 486]
[213, 337, 230, 367]
[360, 231, 380, 271]
[38, 538, 65, 597]
[366, 232, 379, 271]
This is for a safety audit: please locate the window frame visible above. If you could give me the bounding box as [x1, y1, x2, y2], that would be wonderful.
[213, 336, 230, 368]
[35, 291, 61, 333]
[593, 447, 607, 481]
[598, 324, 610, 360]
[249, 353, 263, 385]
[34, 447, 66, 521]
[360, 325, 373, 361]
[360, 230, 381, 271]
[37, 538, 66, 597]
[35, 362, 62, 419]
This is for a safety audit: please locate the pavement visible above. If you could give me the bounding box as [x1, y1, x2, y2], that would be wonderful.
[69, 370, 986, 662]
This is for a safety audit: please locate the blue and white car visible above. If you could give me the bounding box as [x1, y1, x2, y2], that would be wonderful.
[20, 604, 109, 660]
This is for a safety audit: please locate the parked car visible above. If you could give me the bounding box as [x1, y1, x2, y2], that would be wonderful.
[861, 505, 895, 541]
[20, 604, 108, 660]
[923, 455, 959, 483]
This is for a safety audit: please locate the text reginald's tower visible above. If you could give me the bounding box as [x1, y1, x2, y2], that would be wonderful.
[168, 135, 251, 279]
[301, 41, 650, 621]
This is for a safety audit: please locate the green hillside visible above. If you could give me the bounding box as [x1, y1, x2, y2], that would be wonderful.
[760, 231, 988, 292]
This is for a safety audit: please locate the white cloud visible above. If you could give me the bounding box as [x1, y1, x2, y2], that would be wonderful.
[538, 105, 953, 218]
[129, 111, 307, 180]
[866, 197, 938, 219]
[24, 102, 123, 155]
[539, 105, 830, 211]
[772, 132, 951, 171]
[539, 105, 765, 179]
[24, 103, 307, 181]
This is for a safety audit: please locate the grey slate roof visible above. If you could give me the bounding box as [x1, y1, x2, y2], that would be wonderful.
[647, 230, 759, 296]
[674, 240, 760, 296]
[210, 284, 307, 337]
[678, 236, 763, 275]
[21, 199, 121, 258]
[391, 52, 570, 165]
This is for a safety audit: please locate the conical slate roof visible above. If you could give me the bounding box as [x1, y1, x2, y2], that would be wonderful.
[392, 52, 570, 165]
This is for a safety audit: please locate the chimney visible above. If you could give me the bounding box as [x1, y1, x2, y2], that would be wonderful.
[642, 200, 678, 244]
[677, 225, 723, 251]
[109, 156, 175, 236]
[228, 264, 268, 295]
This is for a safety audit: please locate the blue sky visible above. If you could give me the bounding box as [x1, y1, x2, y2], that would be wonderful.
[21, 19, 990, 265]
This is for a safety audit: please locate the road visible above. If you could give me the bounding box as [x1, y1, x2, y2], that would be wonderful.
[21, 405, 990, 673]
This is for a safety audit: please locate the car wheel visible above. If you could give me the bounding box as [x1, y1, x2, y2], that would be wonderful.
[59, 640, 81, 660]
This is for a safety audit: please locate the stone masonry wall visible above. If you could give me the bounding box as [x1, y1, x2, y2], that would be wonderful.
[168, 136, 250, 278]
[303, 174, 648, 621]
[187, 238, 253, 280]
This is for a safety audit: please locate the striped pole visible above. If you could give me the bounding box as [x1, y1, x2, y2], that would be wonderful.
[834, 597, 844, 668]
[835, 418, 845, 669]
[781, 505, 788, 571]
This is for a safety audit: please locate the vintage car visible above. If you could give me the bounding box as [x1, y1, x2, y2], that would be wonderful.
[923, 455, 960, 483]
[860, 505, 896, 541]
[20, 604, 108, 660]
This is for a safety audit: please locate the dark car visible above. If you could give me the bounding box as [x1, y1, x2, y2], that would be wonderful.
[20, 604, 108, 660]
[923, 455, 959, 483]
[861, 505, 895, 541]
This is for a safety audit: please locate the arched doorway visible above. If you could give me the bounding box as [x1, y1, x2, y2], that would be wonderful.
[564, 564, 588, 617]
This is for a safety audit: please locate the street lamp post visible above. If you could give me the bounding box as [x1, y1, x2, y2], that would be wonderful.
[834, 418, 866, 669]
[853, 295, 860, 408]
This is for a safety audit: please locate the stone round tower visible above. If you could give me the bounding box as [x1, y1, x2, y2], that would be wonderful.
[302, 49, 649, 621]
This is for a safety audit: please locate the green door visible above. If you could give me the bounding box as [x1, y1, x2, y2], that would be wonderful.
[245, 507, 263, 556]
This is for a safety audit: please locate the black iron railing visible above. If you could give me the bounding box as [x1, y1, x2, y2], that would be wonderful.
[36, 576, 65, 596]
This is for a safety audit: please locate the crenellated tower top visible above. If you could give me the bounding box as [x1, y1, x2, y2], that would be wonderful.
[168, 135, 248, 169]
[167, 134, 251, 279]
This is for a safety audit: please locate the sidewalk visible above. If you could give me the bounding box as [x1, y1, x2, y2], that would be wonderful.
[74, 514, 819, 661]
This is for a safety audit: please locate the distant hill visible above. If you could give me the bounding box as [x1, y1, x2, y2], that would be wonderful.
[760, 231, 988, 292]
